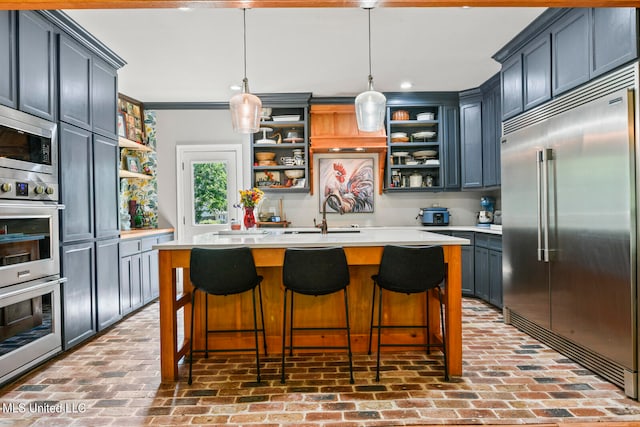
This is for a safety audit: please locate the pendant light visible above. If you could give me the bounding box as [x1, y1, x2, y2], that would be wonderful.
[230, 8, 262, 134]
[355, 8, 386, 132]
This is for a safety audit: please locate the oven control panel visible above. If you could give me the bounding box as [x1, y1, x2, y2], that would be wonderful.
[0, 173, 58, 202]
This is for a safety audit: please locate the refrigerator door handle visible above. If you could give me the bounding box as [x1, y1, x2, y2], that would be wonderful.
[541, 148, 552, 262]
[536, 149, 544, 261]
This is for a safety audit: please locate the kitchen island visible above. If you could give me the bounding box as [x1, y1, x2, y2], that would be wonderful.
[155, 228, 469, 382]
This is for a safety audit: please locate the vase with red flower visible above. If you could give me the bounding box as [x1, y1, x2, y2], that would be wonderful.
[243, 207, 256, 229]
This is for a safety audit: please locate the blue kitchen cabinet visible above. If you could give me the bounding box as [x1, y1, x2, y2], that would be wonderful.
[489, 248, 503, 308]
[443, 104, 461, 190]
[481, 74, 501, 188]
[96, 237, 121, 331]
[451, 231, 475, 296]
[59, 33, 92, 131]
[18, 11, 55, 121]
[591, 8, 638, 78]
[522, 33, 551, 111]
[120, 239, 143, 316]
[61, 241, 96, 349]
[500, 53, 523, 120]
[475, 233, 503, 308]
[551, 8, 590, 96]
[0, 11, 16, 108]
[460, 90, 483, 189]
[474, 245, 490, 302]
[92, 57, 118, 139]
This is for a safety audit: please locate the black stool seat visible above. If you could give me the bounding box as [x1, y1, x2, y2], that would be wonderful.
[188, 247, 267, 384]
[368, 245, 448, 382]
[281, 246, 354, 384]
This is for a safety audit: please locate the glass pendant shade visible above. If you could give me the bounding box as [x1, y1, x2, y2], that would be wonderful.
[355, 78, 386, 132]
[230, 79, 262, 134]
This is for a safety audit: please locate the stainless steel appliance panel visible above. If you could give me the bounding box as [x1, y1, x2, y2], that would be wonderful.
[502, 120, 551, 329]
[0, 201, 60, 288]
[548, 88, 635, 368]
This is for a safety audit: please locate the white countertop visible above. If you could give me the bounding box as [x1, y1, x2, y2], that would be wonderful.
[154, 227, 472, 250]
[420, 225, 503, 235]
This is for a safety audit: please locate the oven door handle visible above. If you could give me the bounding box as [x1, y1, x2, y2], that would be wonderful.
[0, 276, 66, 299]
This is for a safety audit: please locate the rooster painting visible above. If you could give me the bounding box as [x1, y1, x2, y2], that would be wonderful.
[319, 158, 374, 213]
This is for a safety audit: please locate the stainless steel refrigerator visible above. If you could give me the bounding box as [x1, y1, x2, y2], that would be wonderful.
[501, 63, 638, 399]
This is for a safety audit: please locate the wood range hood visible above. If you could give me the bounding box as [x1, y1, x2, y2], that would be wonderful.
[309, 104, 387, 194]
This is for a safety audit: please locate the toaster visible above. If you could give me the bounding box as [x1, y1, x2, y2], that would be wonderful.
[419, 207, 450, 226]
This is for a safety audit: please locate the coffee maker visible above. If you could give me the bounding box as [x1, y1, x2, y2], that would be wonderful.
[477, 196, 495, 226]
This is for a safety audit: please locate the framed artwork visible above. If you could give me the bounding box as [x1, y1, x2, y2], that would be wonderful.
[318, 158, 374, 213]
[117, 113, 126, 137]
[126, 156, 141, 173]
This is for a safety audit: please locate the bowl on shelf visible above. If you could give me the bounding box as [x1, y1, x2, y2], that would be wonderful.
[272, 115, 300, 122]
[392, 110, 409, 120]
[413, 150, 438, 158]
[284, 169, 304, 179]
[255, 152, 276, 161]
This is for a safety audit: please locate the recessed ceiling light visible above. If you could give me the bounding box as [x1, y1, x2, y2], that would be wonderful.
[229, 84, 242, 91]
[178, 7, 191, 11]
[400, 81, 413, 90]
[461, 6, 472, 9]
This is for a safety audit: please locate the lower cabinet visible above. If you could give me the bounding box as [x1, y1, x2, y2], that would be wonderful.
[96, 238, 121, 330]
[450, 231, 475, 296]
[474, 233, 503, 308]
[61, 241, 96, 350]
[120, 232, 174, 315]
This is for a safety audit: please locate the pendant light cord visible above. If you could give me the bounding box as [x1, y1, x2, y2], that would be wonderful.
[242, 8, 248, 81]
[367, 8, 372, 79]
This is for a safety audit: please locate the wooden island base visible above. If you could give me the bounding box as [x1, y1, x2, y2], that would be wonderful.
[158, 245, 462, 382]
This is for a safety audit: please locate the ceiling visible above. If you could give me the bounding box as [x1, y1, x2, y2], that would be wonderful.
[64, 7, 546, 103]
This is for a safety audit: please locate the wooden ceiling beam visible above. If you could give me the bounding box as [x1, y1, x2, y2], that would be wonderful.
[0, 0, 636, 9]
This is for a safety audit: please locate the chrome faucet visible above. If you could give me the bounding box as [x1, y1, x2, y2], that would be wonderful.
[314, 194, 344, 234]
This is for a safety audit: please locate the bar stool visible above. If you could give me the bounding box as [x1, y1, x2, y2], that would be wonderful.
[368, 245, 448, 382]
[281, 246, 354, 384]
[188, 247, 267, 384]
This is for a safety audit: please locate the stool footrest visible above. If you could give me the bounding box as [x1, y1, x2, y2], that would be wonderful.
[206, 328, 264, 334]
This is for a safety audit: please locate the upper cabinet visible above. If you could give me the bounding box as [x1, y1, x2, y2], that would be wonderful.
[91, 57, 118, 139]
[251, 93, 311, 193]
[495, 8, 638, 120]
[459, 90, 483, 189]
[384, 93, 459, 192]
[18, 11, 56, 121]
[0, 11, 17, 108]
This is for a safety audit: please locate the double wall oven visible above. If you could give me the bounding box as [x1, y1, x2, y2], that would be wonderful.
[0, 104, 64, 384]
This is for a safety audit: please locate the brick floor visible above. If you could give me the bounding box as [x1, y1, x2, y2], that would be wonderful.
[1, 298, 639, 426]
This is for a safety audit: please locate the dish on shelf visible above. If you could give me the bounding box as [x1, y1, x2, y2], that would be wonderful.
[284, 169, 304, 179]
[413, 150, 438, 158]
[392, 110, 409, 120]
[261, 107, 272, 117]
[283, 137, 304, 143]
[391, 137, 410, 142]
[272, 115, 300, 122]
[416, 112, 435, 121]
[393, 151, 410, 157]
[255, 152, 276, 161]
[406, 160, 419, 165]
[424, 159, 440, 165]
[412, 131, 436, 140]
[390, 132, 407, 138]
[258, 160, 278, 166]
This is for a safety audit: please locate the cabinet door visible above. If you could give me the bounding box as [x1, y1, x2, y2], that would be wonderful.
[522, 33, 551, 111]
[552, 9, 590, 96]
[591, 8, 638, 78]
[61, 241, 96, 349]
[92, 57, 118, 139]
[451, 231, 475, 296]
[488, 249, 503, 308]
[96, 238, 121, 331]
[0, 11, 17, 108]
[483, 81, 502, 188]
[474, 246, 489, 301]
[17, 11, 55, 121]
[59, 123, 94, 243]
[129, 253, 142, 310]
[501, 54, 523, 120]
[141, 249, 160, 303]
[460, 100, 483, 188]
[119, 255, 132, 315]
[443, 105, 460, 189]
[58, 34, 91, 130]
[94, 135, 119, 239]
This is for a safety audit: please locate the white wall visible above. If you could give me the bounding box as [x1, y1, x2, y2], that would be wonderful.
[154, 109, 500, 229]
